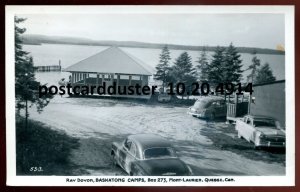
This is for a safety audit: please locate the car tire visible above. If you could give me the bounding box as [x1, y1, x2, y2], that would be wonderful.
[228, 120, 234, 124]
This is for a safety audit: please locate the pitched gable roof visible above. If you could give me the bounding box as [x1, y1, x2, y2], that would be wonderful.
[65, 46, 153, 75]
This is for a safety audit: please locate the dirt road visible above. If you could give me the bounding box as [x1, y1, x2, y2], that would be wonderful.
[29, 96, 285, 176]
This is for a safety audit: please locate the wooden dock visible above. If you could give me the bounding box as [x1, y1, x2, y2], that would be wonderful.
[35, 65, 62, 72]
[34, 60, 62, 72]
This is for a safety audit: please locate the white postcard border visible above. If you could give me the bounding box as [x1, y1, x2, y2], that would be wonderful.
[5, 5, 295, 186]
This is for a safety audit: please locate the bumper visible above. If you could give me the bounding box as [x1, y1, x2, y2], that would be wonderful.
[187, 111, 206, 118]
[256, 141, 286, 148]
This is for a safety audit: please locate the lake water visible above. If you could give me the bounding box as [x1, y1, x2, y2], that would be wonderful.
[23, 44, 285, 85]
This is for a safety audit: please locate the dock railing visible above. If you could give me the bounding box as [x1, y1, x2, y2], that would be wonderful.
[34, 65, 62, 72]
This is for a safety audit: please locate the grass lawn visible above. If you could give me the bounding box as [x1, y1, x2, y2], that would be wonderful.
[16, 116, 84, 175]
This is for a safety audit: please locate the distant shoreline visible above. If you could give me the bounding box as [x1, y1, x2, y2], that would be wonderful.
[21, 34, 285, 55]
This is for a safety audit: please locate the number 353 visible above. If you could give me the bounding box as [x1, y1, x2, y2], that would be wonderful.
[30, 166, 43, 172]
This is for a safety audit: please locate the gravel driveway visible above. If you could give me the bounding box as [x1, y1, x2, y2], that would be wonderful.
[29, 96, 285, 176]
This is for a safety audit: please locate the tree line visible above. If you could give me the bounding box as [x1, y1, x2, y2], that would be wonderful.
[154, 44, 277, 93]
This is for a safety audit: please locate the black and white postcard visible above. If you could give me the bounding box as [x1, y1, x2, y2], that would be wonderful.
[5, 5, 295, 186]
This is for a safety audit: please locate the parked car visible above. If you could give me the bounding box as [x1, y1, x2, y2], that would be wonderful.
[111, 134, 192, 176]
[187, 97, 227, 120]
[235, 115, 286, 149]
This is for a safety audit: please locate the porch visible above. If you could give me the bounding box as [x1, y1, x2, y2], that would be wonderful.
[69, 72, 151, 97]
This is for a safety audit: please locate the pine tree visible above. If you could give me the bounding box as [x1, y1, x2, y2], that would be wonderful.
[222, 43, 243, 83]
[15, 16, 53, 130]
[15, 17, 30, 80]
[173, 52, 196, 83]
[207, 46, 225, 84]
[247, 51, 261, 83]
[196, 46, 209, 82]
[255, 63, 276, 84]
[154, 45, 171, 90]
[172, 52, 197, 98]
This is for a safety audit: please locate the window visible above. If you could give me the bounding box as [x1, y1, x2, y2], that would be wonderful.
[131, 75, 141, 80]
[144, 147, 176, 159]
[120, 75, 129, 79]
[193, 100, 211, 109]
[253, 119, 276, 128]
[89, 74, 97, 78]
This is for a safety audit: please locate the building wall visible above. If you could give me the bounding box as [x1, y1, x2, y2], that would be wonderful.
[142, 75, 148, 86]
[250, 81, 285, 128]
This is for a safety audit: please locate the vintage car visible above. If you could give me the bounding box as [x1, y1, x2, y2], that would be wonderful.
[187, 97, 227, 120]
[235, 115, 286, 149]
[111, 134, 192, 176]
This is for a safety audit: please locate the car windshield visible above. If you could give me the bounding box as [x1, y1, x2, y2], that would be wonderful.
[144, 147, 176, 159]
[193, 100, 211, 109]
[253, 119, 276, 128]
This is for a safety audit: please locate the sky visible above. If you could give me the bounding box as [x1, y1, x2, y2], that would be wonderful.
[18, 13, 285, 49]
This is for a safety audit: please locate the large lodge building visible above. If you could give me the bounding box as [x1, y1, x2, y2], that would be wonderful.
[65, 46, 154, 98]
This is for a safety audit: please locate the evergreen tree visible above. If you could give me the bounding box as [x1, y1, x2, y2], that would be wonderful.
[15, 16, 52, 129]
[154, 45, 171, 90]
[247, 51, 261, 83]
[15, 17, 29, 80]
[196, 46, 209, 82]
[208, 44, 243, 85]
[254, 63, 276, 84]
[207, 46, 225, 84]
[172, 52, 197, 98]
[173, 52, 196, 83]
[222, 43, 243, 83]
